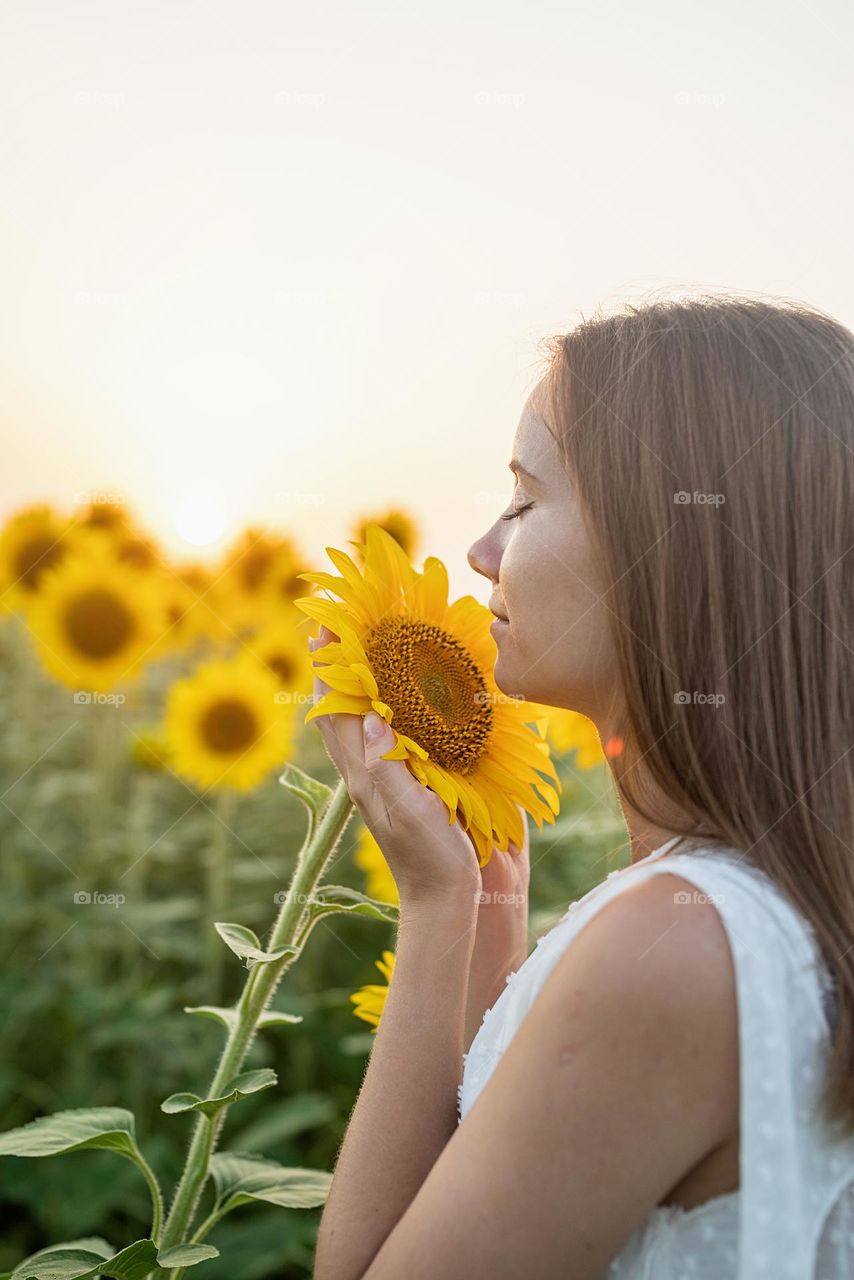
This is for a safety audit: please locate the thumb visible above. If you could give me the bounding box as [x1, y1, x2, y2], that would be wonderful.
[362, 711, 396, 766]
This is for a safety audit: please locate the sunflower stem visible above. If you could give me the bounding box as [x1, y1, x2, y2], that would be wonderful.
[152, 776, 354, 1267]
[205, 789, 234, 1004]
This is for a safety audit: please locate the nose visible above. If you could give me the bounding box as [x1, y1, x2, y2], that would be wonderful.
[467, 529, 500, 585]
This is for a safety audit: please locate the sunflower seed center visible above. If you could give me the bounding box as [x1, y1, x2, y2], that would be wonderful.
[365, 616, 492, 774]
[200, 698, 259, 753]
[64, 588, 134, 658]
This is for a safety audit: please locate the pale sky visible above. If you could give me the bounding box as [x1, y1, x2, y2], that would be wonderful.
[2, 0, 852, 601]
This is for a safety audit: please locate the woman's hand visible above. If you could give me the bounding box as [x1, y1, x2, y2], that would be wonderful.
[308, 625, 482, 911]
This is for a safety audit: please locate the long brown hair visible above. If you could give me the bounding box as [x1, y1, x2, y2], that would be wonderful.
[540, 292, 854, 1139]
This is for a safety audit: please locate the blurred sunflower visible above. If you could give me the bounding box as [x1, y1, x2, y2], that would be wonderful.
[353, 508, 418, 560]
[349, 949, 395, 1033]
[0, 504, 77, 613]
[354, 825, 399, 906]
[257, 539, 314, 619]
[27, 537, 168, 691]
[217, 528, 299, 632]
[165, 655, 295, 791]
[527, 704, 624, 769]
[246, 618, 314, 704]
[295, 523, 561, 869]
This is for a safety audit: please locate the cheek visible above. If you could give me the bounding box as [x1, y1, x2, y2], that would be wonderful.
[497, 522, 617, 707]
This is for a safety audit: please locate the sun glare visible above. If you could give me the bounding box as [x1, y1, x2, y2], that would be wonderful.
[174, 495, 228, 547]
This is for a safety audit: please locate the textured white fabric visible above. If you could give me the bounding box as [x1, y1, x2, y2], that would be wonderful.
[457, 838, 854, 1278]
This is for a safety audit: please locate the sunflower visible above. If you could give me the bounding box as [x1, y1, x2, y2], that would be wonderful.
[216, 528, 301, 633]
[27, 536, 168, 691]
[257, 540, 314, 617]
[165, 655, 295, 791]
[353, 508, 418, 560]
[354, 825, 399, 906]
[0, 504, 78, 613]
[527, 705, 624, 769]
[349, 949, 395, 1033]
[294, 523, 561, 868]
[245, 618, 314, 705]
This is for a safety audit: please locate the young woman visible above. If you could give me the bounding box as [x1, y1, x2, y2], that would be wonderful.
[308, 295, 854, 1279]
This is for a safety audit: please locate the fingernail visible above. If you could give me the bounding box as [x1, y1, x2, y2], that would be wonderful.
[308, 636, 318, 652]
[363, 712, 385, 743]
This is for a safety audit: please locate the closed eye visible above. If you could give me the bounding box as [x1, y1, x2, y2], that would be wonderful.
[501, 501, 535, 522]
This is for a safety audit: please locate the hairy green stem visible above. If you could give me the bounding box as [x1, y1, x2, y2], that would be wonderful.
[151, 777, 354, 1268]
[134, 1150, 165, 1244]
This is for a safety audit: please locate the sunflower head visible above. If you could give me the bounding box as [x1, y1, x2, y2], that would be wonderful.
[0, 504, 77, 613]
[295, 523, 561, 869]
[27, 535, 169, 691]
[353, 509, 418, 560]
[349, 949, 396, 1033]
[165, 654, 296, 792]
[245, 618, 314, 700]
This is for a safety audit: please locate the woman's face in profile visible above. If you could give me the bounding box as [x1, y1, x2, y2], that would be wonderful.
[467, 379, 619, 724]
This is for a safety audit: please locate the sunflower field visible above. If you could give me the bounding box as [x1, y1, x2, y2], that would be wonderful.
[0, 497, 630, 1279]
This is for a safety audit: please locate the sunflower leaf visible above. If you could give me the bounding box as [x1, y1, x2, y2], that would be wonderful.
[0, 1107, 142, 1163]
[10, 1238, 158, 1279]
[160, 1068, 278, 1118]
[278, 763, 332, 817]
[155, 1243, 220, 1267]
[294, 885, 399, 949]
[208, 1151, 333, 1218]
[213, 922, 298, 969]
[184, 1005, 303, 1033]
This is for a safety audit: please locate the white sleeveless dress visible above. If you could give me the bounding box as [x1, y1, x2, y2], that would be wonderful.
[457, 838, 854, 1278]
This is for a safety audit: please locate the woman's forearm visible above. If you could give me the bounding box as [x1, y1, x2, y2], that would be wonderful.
[314, 893, 478, 1280]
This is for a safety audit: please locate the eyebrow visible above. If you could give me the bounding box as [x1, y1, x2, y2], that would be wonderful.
[509, 460, 541, 485]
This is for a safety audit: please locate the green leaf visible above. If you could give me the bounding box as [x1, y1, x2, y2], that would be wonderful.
[294, 885, 398, 947]
[10, 1238, 157, 1280]
[0, 1108, 140, 1162]
[161, 1069, 278, 1118]
[184, 1005, 302, 1033]
[278, 763, 332, 816]
[209, 1151, 333, 1217]
[155, 1243, 219, 1267]
[213, 922, 298, 969]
